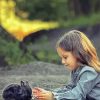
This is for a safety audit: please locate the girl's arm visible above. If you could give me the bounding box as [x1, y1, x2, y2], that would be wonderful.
[32, 83, 73, 100]
[52, 69, 98, 100]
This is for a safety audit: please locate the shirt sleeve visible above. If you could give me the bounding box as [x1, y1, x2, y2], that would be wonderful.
[52, 69, 98, 100]
[51, 83, 73, 93]
[50, 73, 73, 93]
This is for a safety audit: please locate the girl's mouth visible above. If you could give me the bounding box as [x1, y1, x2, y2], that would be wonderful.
[64, 64, 69, 66]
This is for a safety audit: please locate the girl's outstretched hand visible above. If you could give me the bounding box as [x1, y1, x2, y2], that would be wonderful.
[32, 87, 54, 100]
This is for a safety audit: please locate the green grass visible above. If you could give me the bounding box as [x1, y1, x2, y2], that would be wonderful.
[60, 13, 100, 28]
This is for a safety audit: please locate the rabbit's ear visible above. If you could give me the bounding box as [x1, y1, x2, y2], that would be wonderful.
[26, 81, 29, 86]
[21, 81, 25, 86]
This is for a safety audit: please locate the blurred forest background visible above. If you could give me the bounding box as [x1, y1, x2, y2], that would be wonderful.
[0, 0, 100, 67]
[0, 0, 100, 99]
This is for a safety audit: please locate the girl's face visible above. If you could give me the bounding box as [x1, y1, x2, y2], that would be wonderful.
[57, 47, 78, 71]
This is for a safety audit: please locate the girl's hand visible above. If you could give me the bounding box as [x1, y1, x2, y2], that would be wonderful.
[32, 87, 54, 100]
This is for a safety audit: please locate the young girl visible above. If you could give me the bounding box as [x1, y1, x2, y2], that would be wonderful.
[33, 30, 100, 100]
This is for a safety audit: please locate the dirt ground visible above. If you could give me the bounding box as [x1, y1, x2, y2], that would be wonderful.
[0, 61, 70, 100]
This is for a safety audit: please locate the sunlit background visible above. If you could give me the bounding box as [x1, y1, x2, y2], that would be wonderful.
[0, 0, 100, 66]
[0, 0, 100, 99]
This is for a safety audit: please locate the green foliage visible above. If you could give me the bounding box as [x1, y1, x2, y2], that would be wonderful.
[15, 0, 68, 21]
[36, 50, 60, 63]
[15, 0, 100, 21]
[60, 13, 100, 28]
[15, 0, 100, 28]
[0, 35, 60, 66]
[0, 37, 34, 66]
[25, 36, 60, 64]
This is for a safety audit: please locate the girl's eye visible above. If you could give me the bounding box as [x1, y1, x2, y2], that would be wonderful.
[63, 56, 67, 59]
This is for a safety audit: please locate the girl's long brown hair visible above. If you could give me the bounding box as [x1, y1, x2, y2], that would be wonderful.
[56, 30, 100, 72]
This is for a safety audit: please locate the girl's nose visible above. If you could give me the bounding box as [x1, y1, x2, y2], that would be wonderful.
[62, 59, 65, 64]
